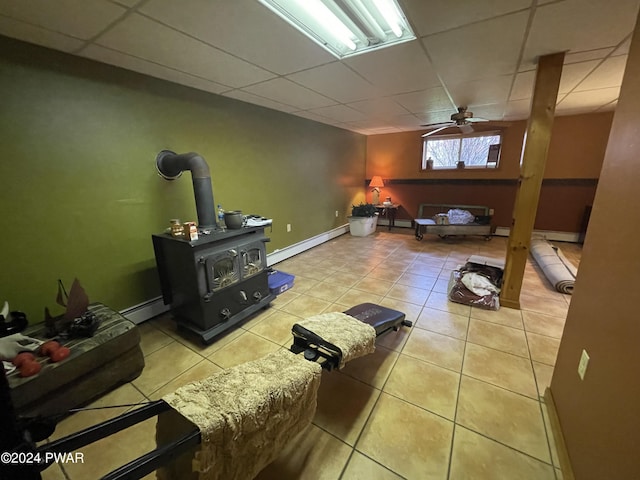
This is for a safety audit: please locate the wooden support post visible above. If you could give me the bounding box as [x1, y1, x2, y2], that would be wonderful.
[500, 52, 565, 309]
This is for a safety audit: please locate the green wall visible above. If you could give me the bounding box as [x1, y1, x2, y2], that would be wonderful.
[0, 36, 366, 323]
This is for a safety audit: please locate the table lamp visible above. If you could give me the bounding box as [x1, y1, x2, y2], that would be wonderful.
[369, 176, 384, 205]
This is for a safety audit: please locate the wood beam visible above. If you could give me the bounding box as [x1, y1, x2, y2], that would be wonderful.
[500, 52, 565, 309]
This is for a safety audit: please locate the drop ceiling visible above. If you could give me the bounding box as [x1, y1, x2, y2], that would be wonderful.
[1, 0, 638, 135]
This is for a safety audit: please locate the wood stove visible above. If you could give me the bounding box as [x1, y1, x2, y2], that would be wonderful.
[151, 150, 275, 344]
[152, 227, 275, 343]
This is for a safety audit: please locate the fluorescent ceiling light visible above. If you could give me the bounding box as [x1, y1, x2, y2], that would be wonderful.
[258, 0, 416, 58]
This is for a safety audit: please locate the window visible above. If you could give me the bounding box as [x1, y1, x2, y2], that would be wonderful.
[422, 132, 502, 170]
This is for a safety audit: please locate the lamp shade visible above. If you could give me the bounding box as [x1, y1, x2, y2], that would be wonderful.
[369, 176, 384, 188]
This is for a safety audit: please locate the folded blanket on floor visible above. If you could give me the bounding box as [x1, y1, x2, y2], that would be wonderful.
[160, 349, 322, 480]
[530, 237, 578, 294]
[295, 311, 376, 369]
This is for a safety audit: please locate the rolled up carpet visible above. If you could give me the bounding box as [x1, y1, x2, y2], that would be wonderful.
[530, 237, 578, 294]
[158, 349, 322, 480]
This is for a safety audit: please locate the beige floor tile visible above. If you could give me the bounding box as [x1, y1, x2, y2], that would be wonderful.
[396, 271, 438, 289]
[533, 361, 554, 397]
[340, 263, 377, 276]
[374, 323, 412, 352]
[405, 263, 442, 277]
[522, 310, 566, 339]
[416, 307, 470, 340]
[367, 265, 404, 282]
[520, 293, 569, 318]
[137, 322, 174, 356]
[385, 284, 430, 306]
[425, 291, 471, 316]
[541, 402, 561, 468]
[249, 309, 302, 345]
[63, 416, 157, 479]
[41, 463, 67, 480]
[456, 376, 551, 463]
[356, 393, 453, 479]
[340, 345, 399, 389]
[337, 288, 383, 307]
[341, 451, 403, 479]
[207, 331, 280, 369]
[288, 275, 320, 294]
[432, 278, 451, 294]
[403, 328, 465, 372]
[450, 425, 555, 480]
[353, 276, 395, 296]
[470, 305, 524, 329]
[313, 371, 381, 446]
[280, 294, 333, 317]
[148, 358, 222, 400]
[462, 343, 538, 399]
[467, 319, 529, 358]
[384, 354, 459, 420]
[269, 289, 300, 308]
[527, 332, 560, 366]
[50, 382, 147, 441]
[132, 341, 204, 397]
[305, 280, 350, 301]
[255, 424, 351, 480]
[327, 270, 365, 288]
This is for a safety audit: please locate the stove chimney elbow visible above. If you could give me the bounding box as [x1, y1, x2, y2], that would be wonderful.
[156, 150, 217, 229]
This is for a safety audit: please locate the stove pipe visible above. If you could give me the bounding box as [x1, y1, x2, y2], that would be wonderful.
[156, 150, 217, 228]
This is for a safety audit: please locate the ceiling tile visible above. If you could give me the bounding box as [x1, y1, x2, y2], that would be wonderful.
[414, 111, 453, 126]
[290, 110, 335, 125]
[0, 16, 85, 52]
[93, 13, 275, 87]
[307, 105, 368, 123]
[391, 86, 454, 114]
[81, 44, 229, 95]
[402, 0, 531, 36]
[0, 0, 126, 39]
[523, 0, 640, 67]
[242, 78, 336, 110]
[612, 37, 633, 56]
[557, 87, 620, 111]
[565, 47, 615, 64]
[344, 41, 441, 94]
[575, 55, 628, 91]
[110, 0, 142, 6]
[347, 98, 409, 117]
[286, 62, 380, 103]
[423, 11, 529, 84]
[511, 60, 602, 100]
[447, 76, 513, 109]
[504, 99, 532, 119]
[139, 0, 334, 74]
[221, 90, 297, 113]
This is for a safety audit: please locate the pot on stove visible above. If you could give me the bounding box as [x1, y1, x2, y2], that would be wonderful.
[224, 211, 244, 229]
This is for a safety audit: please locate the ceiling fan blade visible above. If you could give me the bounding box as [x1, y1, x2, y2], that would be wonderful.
[420, 121, 454, 128]
[467, 117, 489, 123]
[459, 124, 474, 134]
[421, 125, 450, 137]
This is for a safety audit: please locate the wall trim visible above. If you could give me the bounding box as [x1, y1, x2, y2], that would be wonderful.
[267, 224, 349, 265]
[119, 296, 169, 325]
[544, 387, 576, 480]
[365, 178, 597, 187]
[494, 227, 581, 243]
[123, 225, 350, 324]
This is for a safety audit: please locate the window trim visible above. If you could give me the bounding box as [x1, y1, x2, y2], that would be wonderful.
[421, 130, 503, 170]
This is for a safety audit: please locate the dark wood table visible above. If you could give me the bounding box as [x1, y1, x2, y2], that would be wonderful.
[375, 203, 399, 231]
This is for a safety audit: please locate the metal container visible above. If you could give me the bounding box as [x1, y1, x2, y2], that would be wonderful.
[224, 211, 244, 229]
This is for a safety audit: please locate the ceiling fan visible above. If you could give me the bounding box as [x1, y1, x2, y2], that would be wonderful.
[421, 106, 509, 137]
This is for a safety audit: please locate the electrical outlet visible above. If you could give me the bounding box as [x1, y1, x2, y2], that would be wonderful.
[335, 210, 339, 217]
[489, 208, 495, 215]
[578, 349, 590, 380]
[286, 224, 291, 232]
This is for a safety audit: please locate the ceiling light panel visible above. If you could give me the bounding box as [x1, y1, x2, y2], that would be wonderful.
[257, 0, 416, 58]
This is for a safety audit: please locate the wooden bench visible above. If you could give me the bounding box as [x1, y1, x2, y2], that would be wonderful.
[414, 204, 493, 241]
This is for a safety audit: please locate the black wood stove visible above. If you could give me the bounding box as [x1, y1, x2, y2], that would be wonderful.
[151, 150, 275, 344]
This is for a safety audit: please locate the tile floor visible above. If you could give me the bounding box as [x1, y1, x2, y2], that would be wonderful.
[41, 230, 582, 480]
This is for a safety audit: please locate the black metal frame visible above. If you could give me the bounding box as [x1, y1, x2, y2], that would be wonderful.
[1, 303, 412, 479]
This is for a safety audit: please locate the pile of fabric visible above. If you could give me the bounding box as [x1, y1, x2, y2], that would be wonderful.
[448, 255, 504, 310]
